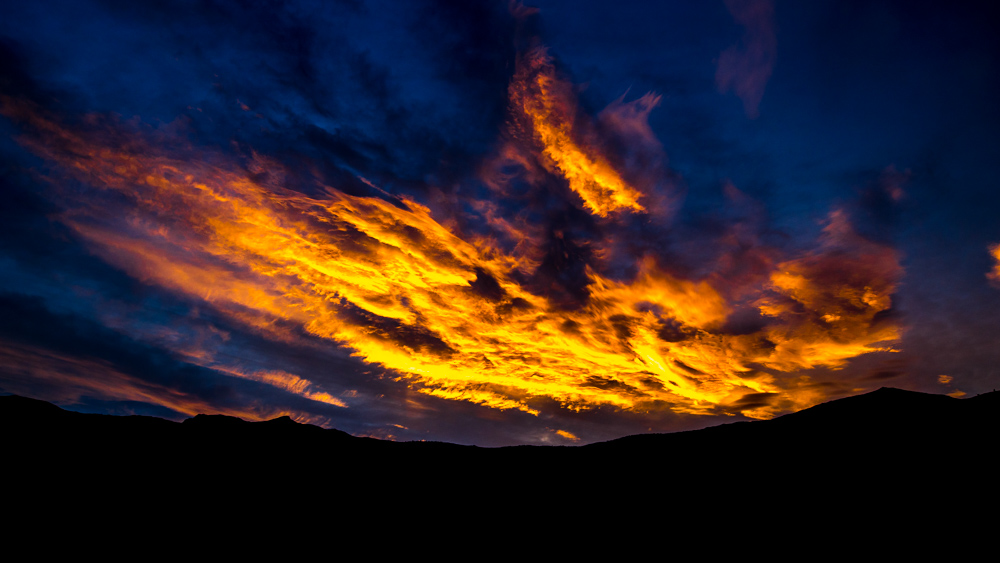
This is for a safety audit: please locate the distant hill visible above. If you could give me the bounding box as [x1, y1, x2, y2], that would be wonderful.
[4, 387, 996, 538]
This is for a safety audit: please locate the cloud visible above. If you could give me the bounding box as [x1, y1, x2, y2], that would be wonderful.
[716, 0, 777, 118]
[0, 293, 313, 421]
[555, 429, 580, 442]
[0, 2, 935, 441]
[988, 243, 1000, 287]
[507, 47, 647, 217]
[0, 26, 908, 425]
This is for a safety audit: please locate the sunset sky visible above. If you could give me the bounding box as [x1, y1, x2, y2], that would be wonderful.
[1, 0, 998, 446]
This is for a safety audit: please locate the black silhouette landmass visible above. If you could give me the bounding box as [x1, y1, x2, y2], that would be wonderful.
[4, 387, 997, 538]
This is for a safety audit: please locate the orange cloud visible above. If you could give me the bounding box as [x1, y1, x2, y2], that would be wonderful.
[555, 429, 580, 441]
[2, 91, 903, 422]
[508, 47, 647, 217]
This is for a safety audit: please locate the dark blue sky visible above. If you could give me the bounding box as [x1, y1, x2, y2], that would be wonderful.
[1, 0, 998, 445]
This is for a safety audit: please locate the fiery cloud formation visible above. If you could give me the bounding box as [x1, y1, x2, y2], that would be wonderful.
[508, 48, 647, 217]
[2, 75, 902, 422]
[2, 0, 998, 445]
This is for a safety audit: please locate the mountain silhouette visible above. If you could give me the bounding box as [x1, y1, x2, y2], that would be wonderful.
[5, 387, 996, 541]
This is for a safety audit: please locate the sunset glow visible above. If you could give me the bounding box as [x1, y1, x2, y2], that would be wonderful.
[2, 0, 997, 445]
[3, 92, 901, 421]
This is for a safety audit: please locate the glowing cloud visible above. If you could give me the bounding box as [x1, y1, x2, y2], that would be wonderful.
[988, 243, 1000, 287]
[2, 62, 902, 423]
[508, 47, 647, 217]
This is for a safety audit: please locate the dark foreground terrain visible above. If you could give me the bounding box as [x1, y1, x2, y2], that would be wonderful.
[4, 387, 997, 541]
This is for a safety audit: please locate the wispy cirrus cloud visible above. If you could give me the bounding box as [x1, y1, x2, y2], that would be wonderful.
[716, 0, 777, 118]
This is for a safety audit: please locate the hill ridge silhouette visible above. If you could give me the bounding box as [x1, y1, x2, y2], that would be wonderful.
[3, 386, 997, 447]
[5, 386, 996, 538]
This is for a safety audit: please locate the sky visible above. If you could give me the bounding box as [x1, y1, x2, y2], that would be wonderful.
[1, 0, 998, 446]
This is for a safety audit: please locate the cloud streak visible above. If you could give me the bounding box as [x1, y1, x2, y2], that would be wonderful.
[2, 72, 902, 422]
